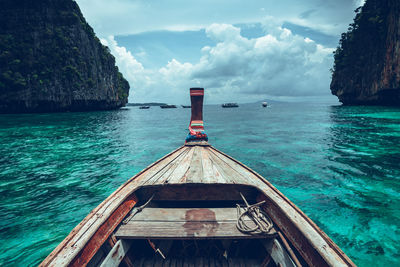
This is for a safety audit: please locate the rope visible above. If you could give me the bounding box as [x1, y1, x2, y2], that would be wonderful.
[122, 193, 155, 224]
[236, 192, 273, 234]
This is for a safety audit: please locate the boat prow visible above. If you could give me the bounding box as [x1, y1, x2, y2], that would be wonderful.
[41, 88, 355, 267]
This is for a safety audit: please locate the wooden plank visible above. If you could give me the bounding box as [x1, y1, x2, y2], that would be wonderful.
[207, 149, 251, 185]
[208, 148, 266, 188]
[146, 146, 191, 185]
[107, 234, 134, 267]
[140, 147, 190, 185]
[185, 146, 204, 183]
[125, 207, 246, 222]
[203, 147, 228, 183]
[165, 146, 196, 184]
[115, 221, 275, 239]
[99, 240, 132, 267]
[200, 146, 216, 183]
[262, 239, 296, 267]
[207, 149, 243, 184]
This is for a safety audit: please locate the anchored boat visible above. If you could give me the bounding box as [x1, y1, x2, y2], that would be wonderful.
[41, 88, 355, 267]
[222, 103, 239, 108]
[160, 104, 177, 109]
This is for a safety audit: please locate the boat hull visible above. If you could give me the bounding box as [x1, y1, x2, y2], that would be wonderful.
[41, 144, 355, 267]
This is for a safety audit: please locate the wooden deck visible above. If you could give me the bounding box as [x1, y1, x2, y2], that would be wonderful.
[41, 143, 355, 267]
[116, 207, 277, 239]
[131, 144, 270, 187]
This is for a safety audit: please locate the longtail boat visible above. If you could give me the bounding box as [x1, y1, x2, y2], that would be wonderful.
[222, 103, 239, 108]
[41, 88, 355, 267]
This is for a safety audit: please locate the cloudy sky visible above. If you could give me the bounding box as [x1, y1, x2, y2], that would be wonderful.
[75, 0, 365, 104]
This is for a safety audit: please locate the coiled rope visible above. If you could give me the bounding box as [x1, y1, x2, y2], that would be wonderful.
[236, 192, 273, 234]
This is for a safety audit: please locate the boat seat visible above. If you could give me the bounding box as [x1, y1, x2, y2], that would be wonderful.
[115, 207, 277, 239]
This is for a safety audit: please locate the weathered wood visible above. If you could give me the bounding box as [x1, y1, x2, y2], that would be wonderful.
[69, 194, 138, 267]
[186, 146, 204, 183]
[207, 148, 245, 184]
[100, 240, 132, 267]
[262, 238, 296, 267]
[123, 207, 252, 222]
[116, 221, 276, 239]
[145, 147, 191, 185]
[116, 206, 277, 240]
[208, 148, 265, 187]
[141, 147, 190, 185]
[165, 146, 196, 184]
[277, 231, 302, 267]
[107, 234, 134, 267]
[200, 146, 215, 183]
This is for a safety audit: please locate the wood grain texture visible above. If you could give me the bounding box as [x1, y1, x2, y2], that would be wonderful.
[166, 146, 196, 184]
[99, 240, 131, 267]
[123, 207, 251, 222]
[116, 207, 277, 239]
[69, 194, 137, 267]
[186, 146, 204, 183]
[116, 221, 269, 239]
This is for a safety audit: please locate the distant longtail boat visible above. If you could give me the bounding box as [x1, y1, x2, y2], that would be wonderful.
[160, 104, 177, 109]
[222, 103, 239, 108]
[41, 88, 355, 267]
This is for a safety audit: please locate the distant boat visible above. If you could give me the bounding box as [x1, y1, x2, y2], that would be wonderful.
[181, 105, 191, 108]
[262, 102, 268, 107]
[139, 106, 150, 109]
[222, 103, 239, 108]
[160, 105, 177, 109]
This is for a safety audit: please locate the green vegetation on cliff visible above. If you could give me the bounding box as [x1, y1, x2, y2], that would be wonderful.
[0, 0, 130, 113]
[330, 0, 400, 105]
[332, 2, 387, 75]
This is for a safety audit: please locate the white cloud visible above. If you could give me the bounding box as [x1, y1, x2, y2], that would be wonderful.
[104, 22, 335, 103]
[100, 36, 144, 73]
[76, 0, 362, 37]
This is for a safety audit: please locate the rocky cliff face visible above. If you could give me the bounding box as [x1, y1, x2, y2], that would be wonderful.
[0, 0, 129, 113]
[330, 0, 400, 105]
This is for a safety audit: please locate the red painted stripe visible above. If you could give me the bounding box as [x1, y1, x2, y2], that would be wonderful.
[69, 194, 138, 267]
[190, 90, 204, 96]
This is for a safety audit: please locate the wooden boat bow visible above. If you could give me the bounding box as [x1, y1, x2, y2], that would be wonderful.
[40, 88, 356, 267]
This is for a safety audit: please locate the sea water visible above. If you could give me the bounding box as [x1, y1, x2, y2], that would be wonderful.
[0, 103, 399, 266]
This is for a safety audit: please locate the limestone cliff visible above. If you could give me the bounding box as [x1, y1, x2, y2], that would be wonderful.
[0, 0, 130, 113]
[330, 0, 400, 105]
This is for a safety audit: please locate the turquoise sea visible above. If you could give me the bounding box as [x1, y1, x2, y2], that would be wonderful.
[0, 102, 399, 266]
